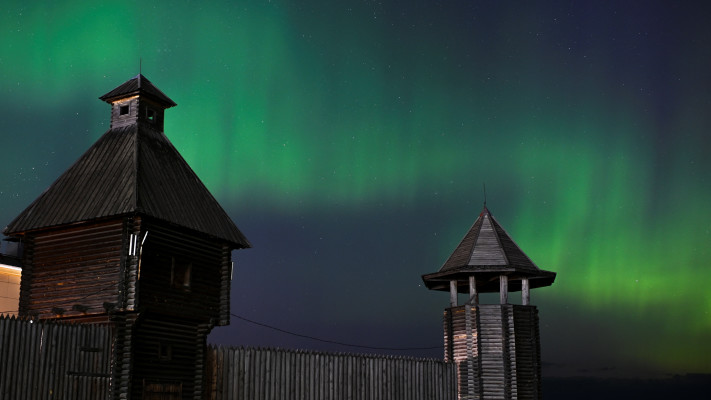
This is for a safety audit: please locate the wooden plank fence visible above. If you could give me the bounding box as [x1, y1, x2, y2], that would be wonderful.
[204, 346, 457, 400]
[0, 315, 113, 400]
[1, 315, 458, 400]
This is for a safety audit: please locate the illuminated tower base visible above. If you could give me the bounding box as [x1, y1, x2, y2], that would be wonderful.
[444, 304, 542, 399]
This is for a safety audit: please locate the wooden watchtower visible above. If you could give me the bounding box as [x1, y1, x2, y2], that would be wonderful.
[3, 74, 250, 399]
[423, 205, 555, 400]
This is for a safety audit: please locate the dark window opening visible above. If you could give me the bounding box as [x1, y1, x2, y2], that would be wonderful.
[119, 105, 129, 115]
[146, 108, 156, 122]
[158, 343, 172, 361]
[171, 257, 191, 291]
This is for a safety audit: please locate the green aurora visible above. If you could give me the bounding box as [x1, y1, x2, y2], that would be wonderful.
[1, 1, 709, 376]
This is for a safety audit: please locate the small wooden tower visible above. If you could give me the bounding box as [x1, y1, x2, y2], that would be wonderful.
[3, 74, 251, 399]
[423, 205, 555, 400]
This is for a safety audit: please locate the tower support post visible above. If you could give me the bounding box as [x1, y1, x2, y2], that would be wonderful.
[468, 275, 478, 305]
[499, 275, 508, 304]
[450, 280, 458, 307]
[522, 278, 530, 305]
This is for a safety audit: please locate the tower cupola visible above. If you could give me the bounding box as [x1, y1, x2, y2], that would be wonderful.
[422, 205, 555, 306]
[99, 74, 176, 131]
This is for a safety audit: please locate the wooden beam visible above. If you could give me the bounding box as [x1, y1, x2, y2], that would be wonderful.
[522, 278, 530, 305]
[499, 275, 508, 304]
[468, 275, 478, 305]
[450, 280, 458, 307]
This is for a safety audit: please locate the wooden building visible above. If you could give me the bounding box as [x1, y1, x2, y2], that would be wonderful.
[2, 74, 250, 399]
[0, 246, 21, 316]
[422, 206, 556, 400]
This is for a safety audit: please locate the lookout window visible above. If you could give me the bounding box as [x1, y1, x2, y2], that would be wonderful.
[171, 257, 192, 291]
[158, 343, 173, 361]
[119, 105, 129, 115]
[146, 108, 156, 122]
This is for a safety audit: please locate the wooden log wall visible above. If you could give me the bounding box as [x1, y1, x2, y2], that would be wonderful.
[138, 220, 225, 322]
[478, 305, 513, 399]
[109, 312, 138, 400]
[217, 245, 231, 326]
[204, 346, 457, 400]
[443, 306, 484, 399]
[512, 306, 541, 400]
[444, 304, 543, 400]
[0, 315, 113, 400]
[22, 219, 124, 319]
[131, 316, 200, 400]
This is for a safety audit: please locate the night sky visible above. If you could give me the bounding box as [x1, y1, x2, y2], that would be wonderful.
[1, 0, 710, 381]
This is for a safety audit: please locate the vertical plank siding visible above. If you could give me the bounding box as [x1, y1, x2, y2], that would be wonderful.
[0, 315, 113, 400]
[512, 306, 542, 400]
[444, 304, 543, 400]
[204, 346, 457, 400]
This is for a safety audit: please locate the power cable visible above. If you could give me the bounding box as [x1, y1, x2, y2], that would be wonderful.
[231, 313, 443, 351]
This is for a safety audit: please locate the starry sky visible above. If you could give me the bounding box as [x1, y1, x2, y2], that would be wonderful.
[1, 0, 709, 380]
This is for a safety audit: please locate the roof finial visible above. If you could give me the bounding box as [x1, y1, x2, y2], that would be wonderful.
[483, 182, 487, 207]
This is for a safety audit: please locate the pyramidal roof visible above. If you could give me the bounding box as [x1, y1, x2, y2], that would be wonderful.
[99, 74, 177, 107]
[3, 75, 249, 249]
[422, 206, 555, 292]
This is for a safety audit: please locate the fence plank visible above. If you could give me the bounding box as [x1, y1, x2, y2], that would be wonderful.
[205, 345, 457, 400]
[0, 316, 112, 400]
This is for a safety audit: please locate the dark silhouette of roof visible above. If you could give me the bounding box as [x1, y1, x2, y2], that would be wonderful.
[4, 76, 249, 249]
[422, 206, 555, 292]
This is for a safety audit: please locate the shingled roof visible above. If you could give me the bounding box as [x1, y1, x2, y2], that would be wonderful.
[4, 76, 249, 249]
[422, 206, 555, 292]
